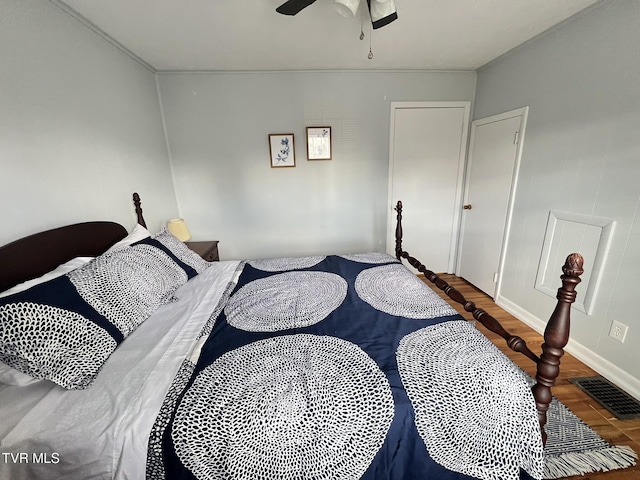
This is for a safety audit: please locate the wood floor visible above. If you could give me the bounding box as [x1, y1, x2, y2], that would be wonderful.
[422, 273, 640, 480]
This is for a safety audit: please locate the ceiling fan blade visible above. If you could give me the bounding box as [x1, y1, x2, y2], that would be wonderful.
[276, 0, 318, 16]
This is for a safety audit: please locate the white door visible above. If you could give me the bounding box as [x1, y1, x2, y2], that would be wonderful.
[456, 107, 528, 297]
[387, 102, 470, 273]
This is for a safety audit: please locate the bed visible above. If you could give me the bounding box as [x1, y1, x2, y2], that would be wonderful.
[0, 193, 583, 480]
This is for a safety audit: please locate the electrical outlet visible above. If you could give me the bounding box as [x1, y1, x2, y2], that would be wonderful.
[608, 320, 629, 343]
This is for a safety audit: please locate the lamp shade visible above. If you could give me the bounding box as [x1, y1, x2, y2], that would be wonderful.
[166, 218, 191, 242]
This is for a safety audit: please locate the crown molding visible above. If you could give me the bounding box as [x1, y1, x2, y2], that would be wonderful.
[49, 0, 156, 73]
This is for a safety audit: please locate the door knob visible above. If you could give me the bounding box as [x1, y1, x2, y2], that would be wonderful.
[463, 204, 472, 210]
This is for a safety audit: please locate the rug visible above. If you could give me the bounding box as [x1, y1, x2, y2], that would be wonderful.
[542, 390, 638, 478]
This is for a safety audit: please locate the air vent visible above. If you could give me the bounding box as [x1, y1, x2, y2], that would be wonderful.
[570, 376, 640, 420]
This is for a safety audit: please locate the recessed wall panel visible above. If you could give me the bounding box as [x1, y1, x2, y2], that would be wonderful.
[535, 210, 615, 315]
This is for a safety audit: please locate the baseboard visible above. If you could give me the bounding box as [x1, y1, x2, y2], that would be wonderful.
[495, 295, 640, 401]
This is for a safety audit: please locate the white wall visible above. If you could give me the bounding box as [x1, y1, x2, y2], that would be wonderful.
[474, 0, 640, 397]
[0, 0, 177, 247]
[158, 71, 476, 260]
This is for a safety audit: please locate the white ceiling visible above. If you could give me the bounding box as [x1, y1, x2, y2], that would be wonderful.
[54, 0, 600, 72]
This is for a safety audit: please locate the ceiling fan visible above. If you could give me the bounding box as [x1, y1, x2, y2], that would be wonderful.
[276, 0, 398, 29]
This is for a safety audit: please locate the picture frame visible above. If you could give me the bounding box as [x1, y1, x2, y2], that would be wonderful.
[269, 133, 296, 168]
[306, 126, 332, 161]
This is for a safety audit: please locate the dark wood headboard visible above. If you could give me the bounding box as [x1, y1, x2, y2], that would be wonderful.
[0, 222, 127, 292]
[0, 193, 149, 292]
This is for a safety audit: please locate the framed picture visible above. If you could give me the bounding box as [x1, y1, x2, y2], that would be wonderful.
[306, 126, 332, 161]
[269, 134, 296, 168]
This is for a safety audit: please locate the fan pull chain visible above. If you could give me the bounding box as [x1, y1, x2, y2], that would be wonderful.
[368, 21, 373, 59]
[359, 3, 373, 60]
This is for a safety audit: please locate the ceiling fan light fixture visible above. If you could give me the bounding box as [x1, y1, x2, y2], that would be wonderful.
[334, 0, 360, 17]
[367, 0, 397, 29]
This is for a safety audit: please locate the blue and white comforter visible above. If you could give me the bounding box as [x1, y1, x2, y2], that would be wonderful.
[147, 254, 543, 480]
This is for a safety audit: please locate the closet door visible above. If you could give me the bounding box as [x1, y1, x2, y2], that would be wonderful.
[456, 107, 528, 298]
[387, 102, 470, 273]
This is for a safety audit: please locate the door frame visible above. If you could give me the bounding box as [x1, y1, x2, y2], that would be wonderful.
[455, 106, 529, 298]
[386, 101, 471, 273]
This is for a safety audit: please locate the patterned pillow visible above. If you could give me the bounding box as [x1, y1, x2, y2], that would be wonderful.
[0, 240, 202, 389]
[133, 228, 210, 277]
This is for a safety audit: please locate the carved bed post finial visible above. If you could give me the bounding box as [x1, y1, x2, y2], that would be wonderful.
[532, 253, 584, 445]
[132, 192, 147, 228]
[395, 201, 403, 260]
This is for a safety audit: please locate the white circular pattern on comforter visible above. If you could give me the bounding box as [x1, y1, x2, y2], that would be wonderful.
[0, 302, 117, 389]
[172, 334, 394, 480]
[248, 255, 325, 271]
[396, 321, 544, 480]
[355, 263, 458, 319]
[68, 244, 188, 336]
[338, 252, 399, 264]
[224, 271, 347, 332]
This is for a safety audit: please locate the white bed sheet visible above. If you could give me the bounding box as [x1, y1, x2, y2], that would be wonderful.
[0, 260, 240, 480]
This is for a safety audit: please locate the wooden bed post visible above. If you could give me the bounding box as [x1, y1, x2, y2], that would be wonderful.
[393, 200, 585, 443]
[394, 199, 539, 363]
[132, 192, 147, 228]
[532, 253, 584, 444]
[395, 201, 403, 260]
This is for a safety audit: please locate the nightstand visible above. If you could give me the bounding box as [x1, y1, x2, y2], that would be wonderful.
[185, 241, 219, 262]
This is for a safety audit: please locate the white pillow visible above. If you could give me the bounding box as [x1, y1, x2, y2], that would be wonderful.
[106, 223, 151, 253]
[0, 362, 42, 386]
[0, 256, 94, 298]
